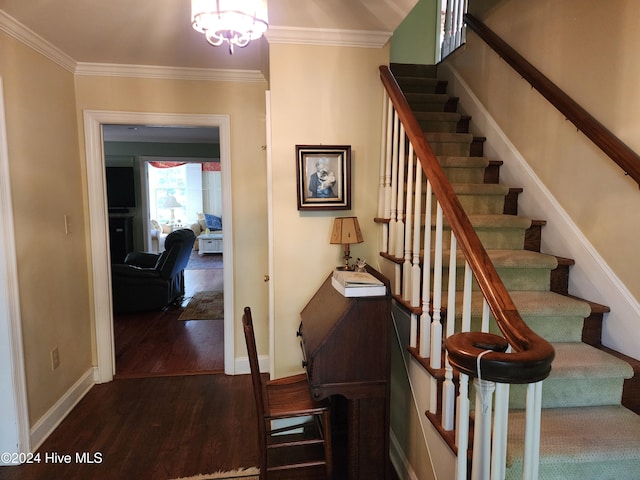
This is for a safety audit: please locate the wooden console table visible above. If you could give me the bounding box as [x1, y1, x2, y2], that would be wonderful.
[298, 268, 391, 479]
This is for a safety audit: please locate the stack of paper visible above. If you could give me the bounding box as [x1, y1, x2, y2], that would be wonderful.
[331, 270, 386, 297]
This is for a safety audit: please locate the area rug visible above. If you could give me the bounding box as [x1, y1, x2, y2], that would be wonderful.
[170, 468, 259, 480]
[178, 290, 224, 321]
[186, 251, 224, 270]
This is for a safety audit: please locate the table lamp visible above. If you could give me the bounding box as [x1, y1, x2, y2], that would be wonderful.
[330, 216, 363, 270]
[163, 195, 182, 225]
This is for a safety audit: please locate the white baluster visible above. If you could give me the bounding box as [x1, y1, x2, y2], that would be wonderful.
[456, 372, 470, 480]
[430, 203, 444, 371]
[410, 312, 418, 350]
[523, 381, 543, 480]
[481, 297, 491, 332]
[491, 380, 510, 480]
[395, 124, 406, 261]
[403, 143, 414, 301]
[389, 111, 399, 259]
[462, 261, 473, 332]
[382, 98, 393, 253]
[471, 378, 495, 480]
[442, 234, 457, 431]
[420, 179, 433, 358]
[378, 90, 388, 220]
[411, 160, 423, 308]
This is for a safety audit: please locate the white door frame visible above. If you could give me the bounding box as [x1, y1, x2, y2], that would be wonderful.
[83, 110, 235, 382]
[0, 78, 30, 462]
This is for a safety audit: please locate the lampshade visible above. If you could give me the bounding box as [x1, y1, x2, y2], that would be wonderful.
[330, 217, 363, 270]
[330, 217, 364, 245]
[162, 195, 182, 209]
[191, 0, 269, 54]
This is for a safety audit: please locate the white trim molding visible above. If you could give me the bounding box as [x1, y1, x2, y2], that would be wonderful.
[0, 77, 31, 462]
[75, 63, 267, 83]
[266, 26, 392, 48]
[83, 110, 235, 382]
[29, 368, 95, 452]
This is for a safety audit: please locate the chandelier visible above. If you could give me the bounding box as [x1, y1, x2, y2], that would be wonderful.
[191, 0, 269, 54]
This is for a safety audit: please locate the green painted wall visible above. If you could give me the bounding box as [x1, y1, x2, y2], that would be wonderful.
[391, 0, 440, 65]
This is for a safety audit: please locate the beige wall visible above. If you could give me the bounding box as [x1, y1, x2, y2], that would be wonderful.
[447, 0, 640, 345]
[268, 43, 389, 376]
[0, 33, 92, 423]
[74, 75, 270, 361]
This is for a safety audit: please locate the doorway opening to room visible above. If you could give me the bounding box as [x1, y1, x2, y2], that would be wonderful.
[101, 122, 228, 378]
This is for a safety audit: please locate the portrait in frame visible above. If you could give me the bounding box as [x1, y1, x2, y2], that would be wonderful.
[296, 145, 351, 211]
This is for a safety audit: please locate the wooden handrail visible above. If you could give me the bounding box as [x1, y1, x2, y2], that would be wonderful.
[464, 13, 640, 187]
[379, 65, 555, 383]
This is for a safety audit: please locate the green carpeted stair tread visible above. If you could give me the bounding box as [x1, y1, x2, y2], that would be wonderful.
[437, 155, 490, 168]
[507, 342, 633, 408]
[425, 132, 474, 143]
[507, 291, 591, 318]
[505, 406, 640, 479]
[439, 249, 558, 270]
[549, 342, 633, 380]
[437, 214, 532, 230]
[451, 183, 510, 196]
[414, 111, 461, 122]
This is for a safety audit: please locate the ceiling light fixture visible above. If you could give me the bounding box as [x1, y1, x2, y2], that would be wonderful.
[191, 0, 269, 55]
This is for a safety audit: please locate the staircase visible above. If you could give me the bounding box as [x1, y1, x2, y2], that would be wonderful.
[383, 63, 640, 479]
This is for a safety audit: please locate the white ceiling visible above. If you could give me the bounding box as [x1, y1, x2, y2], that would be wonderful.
[0, 0, 416, 71]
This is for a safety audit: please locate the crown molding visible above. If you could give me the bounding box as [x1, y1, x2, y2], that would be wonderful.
[0, 10, 76, 73]
[74, 63, 266, 83]
[0, 10, 265, 83]
[266, 26, 392, 48]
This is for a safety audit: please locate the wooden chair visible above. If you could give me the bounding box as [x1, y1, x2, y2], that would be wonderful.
[242, 306, 333, 479]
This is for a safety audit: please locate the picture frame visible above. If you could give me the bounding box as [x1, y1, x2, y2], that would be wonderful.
[296, 145, 351, 211]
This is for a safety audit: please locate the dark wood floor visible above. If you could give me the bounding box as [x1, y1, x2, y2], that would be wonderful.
[0, 375, 261, 480]
[115, 263, 225, 378]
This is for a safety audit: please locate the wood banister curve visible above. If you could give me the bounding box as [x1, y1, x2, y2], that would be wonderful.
[379, 65, 555, 384]
[464, 13, 640, 188]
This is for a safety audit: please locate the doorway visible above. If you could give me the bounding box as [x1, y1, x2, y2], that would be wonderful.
[105, 150, 225, 376]
[84, 111, 234, 383]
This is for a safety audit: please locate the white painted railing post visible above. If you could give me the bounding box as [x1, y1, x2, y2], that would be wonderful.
[472, 378, 496, 480]
[402, 143, 414, 301]
[442, 235, 457, 431]
[389, 111, 399, 262]
[420, 179, 433, 358]
[382, 98, 393, 254]
[523, 381, 543, 480]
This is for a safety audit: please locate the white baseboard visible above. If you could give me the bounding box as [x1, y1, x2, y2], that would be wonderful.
[234, 355, 270, 376]
[438, 61, 640, 361]
[29, 367, 95, 452]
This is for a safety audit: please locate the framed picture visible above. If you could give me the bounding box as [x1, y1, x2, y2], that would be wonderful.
[296, 145, 351, 210]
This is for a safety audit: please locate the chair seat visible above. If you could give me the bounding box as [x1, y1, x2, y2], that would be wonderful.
[265, 373, 329, 418]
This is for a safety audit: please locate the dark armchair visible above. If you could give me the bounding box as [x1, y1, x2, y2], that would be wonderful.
[111, 228, 196, 313]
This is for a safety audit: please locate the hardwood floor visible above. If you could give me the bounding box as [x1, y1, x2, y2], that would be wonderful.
[0, 375, 261, 480]
[115, 256, 225, 378]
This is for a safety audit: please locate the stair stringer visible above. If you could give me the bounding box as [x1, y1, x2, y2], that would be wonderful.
[390, 299, 456, 480]
[437, 60, 640, 361]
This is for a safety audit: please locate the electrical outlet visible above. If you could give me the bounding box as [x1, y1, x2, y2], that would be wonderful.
[51, 347, 60, 370]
